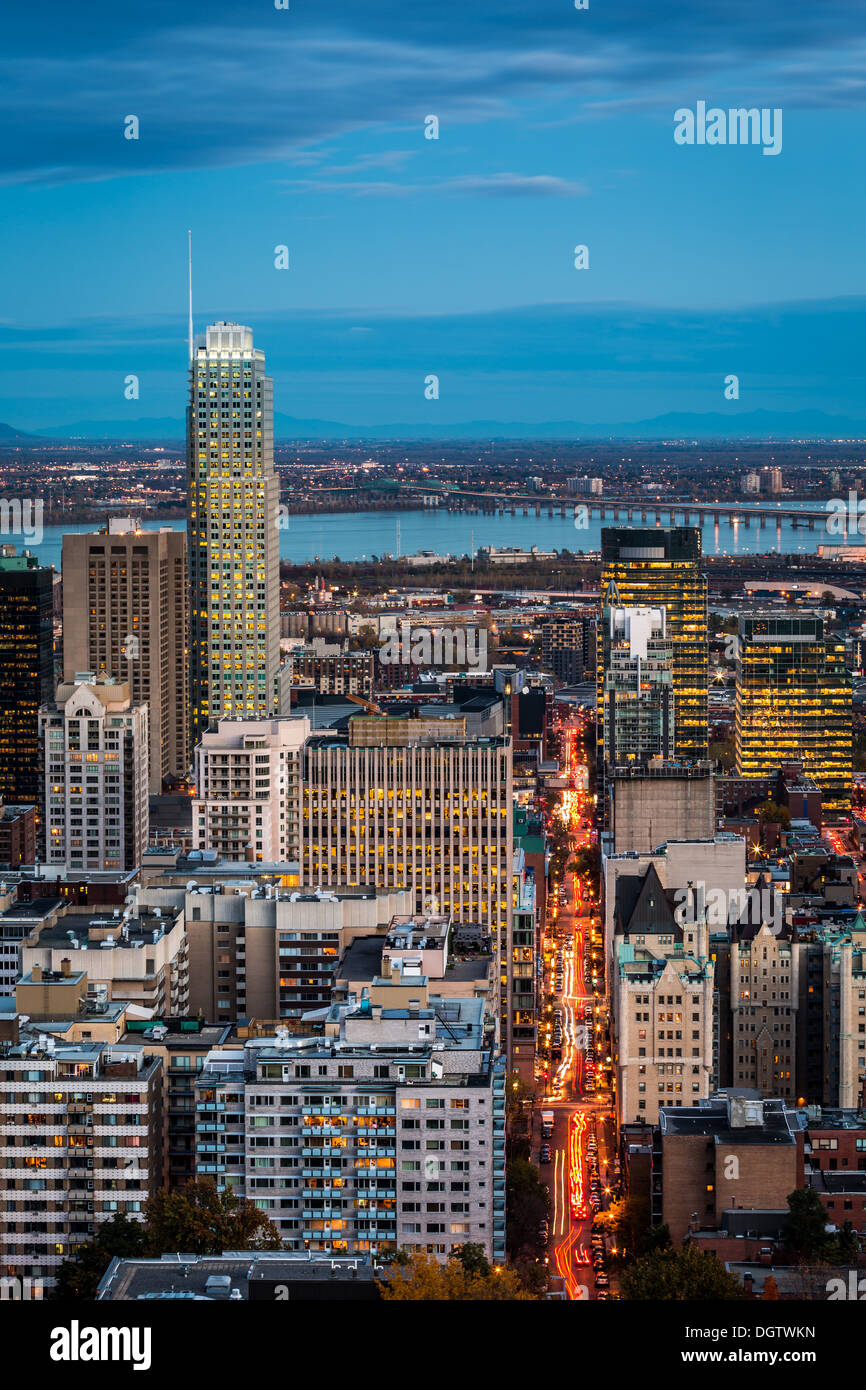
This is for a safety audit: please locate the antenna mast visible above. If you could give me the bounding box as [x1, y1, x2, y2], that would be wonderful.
[187, 229, 193, 364]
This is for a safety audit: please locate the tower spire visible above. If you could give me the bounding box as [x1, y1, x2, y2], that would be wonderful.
[187, 229, 193, 364]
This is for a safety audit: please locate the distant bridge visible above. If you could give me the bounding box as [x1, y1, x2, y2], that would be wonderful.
[317, 482, 843, 529]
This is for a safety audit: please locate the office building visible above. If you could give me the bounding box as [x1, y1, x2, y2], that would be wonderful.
[40, 675, 149, 873]
[734, 613, 851, 814]
[0, 551, 54, 805]
[599, 528, 708, 761]
[192, 715, 310, 864]
[194, 968, 506, 1264]
[188, 322, 280, 742]
[62, 518, 189, 793]
[301, 713, 514, 1053]
[0, 1027, 162, 1288]
[601, 606, 674, 766]
[177, 879, 412, 1024]
[567, 476, 603, 496]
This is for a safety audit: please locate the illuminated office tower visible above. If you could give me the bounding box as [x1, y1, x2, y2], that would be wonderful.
[302, 714, 514, 1056]
[602, 605, 675, 765]
[0, 550, 54, 804]
[188, 322, 280, 744]
[735, 613, 851, 814]
[599, 529, 708, 761]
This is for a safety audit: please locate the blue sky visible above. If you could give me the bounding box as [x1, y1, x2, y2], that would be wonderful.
[3, 0, 866, 430]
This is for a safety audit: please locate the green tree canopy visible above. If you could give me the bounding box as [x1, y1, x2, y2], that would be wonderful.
[619, 1244, 748, 1301]
[51, 1179, 281, 1301]
[782, 1186, 833, 1261]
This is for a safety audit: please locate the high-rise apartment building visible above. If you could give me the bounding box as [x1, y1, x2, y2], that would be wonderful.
[194, 970, 506, 1264]
[0, 1026, 162, 1288]
[0, 551, 54, 805]
[62, 518, 189, 793]
[602, 605, 674, 766]
[40, 674, 149, 873]
[188, 322, 280, 743]
[192, 715, 310, 863]
[541, 614, 593, 685]
[734, 612, 851, 814]
[599, 528, 708, 761]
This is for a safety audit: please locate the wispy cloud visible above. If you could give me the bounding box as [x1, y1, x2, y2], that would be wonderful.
[279, 171, 589, 198]
[2, 2, 866, 184]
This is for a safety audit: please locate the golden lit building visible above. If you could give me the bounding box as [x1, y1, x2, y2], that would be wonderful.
[734, 612, 851, 813]
[599, 529, 708, 762]
[301, 714, 514, 1052]
[188, 322, 280, 744]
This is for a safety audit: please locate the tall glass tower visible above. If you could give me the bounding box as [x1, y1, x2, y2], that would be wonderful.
[735, 612, 851, 814]
[188, 322, 280, 743]
[599, 527, 708, 763]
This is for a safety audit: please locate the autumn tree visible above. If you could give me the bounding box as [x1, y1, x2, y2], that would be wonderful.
[377, 1249, 537, 1300]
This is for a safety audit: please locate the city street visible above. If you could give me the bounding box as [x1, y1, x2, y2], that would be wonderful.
[536, 715, 616, 1300]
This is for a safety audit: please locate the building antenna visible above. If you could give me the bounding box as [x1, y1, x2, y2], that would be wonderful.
[187, 229, 193, 364]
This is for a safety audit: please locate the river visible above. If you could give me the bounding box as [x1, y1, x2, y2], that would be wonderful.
[16, 504, 855, 571]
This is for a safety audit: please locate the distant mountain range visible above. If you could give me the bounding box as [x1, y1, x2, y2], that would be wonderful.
[4, 408, 866, 444]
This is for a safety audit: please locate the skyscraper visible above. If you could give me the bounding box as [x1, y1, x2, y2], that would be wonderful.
[0, 549, 54, 805]
[734, 612, 851, 814]
[599, 528, 708, 762]
[62, 517, 189, 792]
[188, 322, 280, 744]
[602, 605, 675, 765]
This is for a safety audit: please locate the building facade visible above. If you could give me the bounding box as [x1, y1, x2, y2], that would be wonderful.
[40, 675, 149, 873]
[0, 551, 54, 806]
[599, 528, 708, 762]
[188, 322, 280, 742]
[192, 715, 310, 864]
[62, 518, 189, 793]
[735, 612, 851, 815]
[194, 972, 506, 1264]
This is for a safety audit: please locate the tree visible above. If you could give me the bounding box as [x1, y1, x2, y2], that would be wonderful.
[619, 1245, 748, 1300]
[755, 800, 791, 829]
[782, 1187, 832, 1261]
[377, 1249, 536, 1300]
[144, 1179, 282, 1256]
[52, 1180, 282, 1301]
[834, 1220, 860, 1264]
[454, 1243, 490, 1278]
[506, 1158, 550, 1260]
[761, 1275, 780, 1300]
[52, 1212, 147, 1301]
